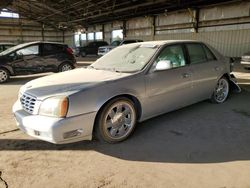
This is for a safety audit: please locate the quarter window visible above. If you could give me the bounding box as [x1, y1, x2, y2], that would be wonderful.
[203, 45, 216, 61]
[186, 43, 207, 64]
[43, 44, 64, 56]
[156, 45, 186, 68]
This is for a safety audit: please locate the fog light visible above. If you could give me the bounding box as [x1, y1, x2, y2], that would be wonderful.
[63, 129, 83, 139]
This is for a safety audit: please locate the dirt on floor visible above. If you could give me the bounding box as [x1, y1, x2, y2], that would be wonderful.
[0, 62, 250, 188]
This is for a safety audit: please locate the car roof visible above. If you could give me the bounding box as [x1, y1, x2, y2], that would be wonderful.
[118, 40, 202, 48]
[21, 41, 66, 45]
[139, 40, 201, 45]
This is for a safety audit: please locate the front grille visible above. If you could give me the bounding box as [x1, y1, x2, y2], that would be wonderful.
[20, 92, 37, 114]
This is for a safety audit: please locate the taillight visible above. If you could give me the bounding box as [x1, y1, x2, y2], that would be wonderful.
[66, 47, 73, 55]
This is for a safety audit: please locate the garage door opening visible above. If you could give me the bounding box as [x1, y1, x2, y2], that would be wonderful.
[112, 29, 123, 42]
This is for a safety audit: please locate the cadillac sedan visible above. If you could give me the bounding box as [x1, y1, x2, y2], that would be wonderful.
[13, 40, 240, 144]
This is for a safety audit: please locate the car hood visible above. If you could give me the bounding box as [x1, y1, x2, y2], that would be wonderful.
[20, 68, 131, 100]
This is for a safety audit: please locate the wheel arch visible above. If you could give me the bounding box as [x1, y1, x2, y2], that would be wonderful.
[220, 73, 241, 93]
[58, 61, 74, 72]
[0, 66, 13, 75]
[94, 94, 142, 127]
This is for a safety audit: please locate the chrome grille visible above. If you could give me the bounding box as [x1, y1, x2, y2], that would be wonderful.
[20, 92, 37, 114]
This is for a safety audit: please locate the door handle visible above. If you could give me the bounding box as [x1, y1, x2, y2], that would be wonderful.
[182, 73, 191, 78]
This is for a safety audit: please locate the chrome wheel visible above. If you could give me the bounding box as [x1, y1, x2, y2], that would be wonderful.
[213, 78, 229, 103]
[60, 64, 72, 72]
[103, 100, 136, 140]
[0, 69, 8, 83]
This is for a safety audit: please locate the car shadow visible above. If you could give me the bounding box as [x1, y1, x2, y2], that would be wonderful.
[1, 90, 250, 164]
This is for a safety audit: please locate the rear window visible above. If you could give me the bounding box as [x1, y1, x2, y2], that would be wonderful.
[202, 44, 216, 61]
[122, 40, 137, 44]
[43, 44, 65, 55]
[186, 43, 207, 64]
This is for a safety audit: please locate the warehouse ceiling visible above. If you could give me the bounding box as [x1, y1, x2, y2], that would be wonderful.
[0, 0, 239, 30]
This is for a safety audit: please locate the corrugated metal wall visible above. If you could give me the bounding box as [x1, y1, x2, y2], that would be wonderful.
[101, 1, 250, 57]
[154, 28, 250, 57]
[0, 17, 74, 46]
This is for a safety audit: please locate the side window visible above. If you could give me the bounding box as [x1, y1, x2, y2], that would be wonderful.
[43, 44, 63, 56]
[203, 45, 216, 61]
[16, 45, 39, 56]
[156, 45, 186, 68]
[186, 43, 207, 64]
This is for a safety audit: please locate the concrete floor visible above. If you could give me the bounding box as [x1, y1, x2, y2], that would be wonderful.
[0, 61, 250, 188]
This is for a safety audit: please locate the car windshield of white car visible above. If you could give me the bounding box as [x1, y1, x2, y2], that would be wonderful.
[91, 44, 158, 72]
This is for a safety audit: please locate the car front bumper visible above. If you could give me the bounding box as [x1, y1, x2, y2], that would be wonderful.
[13, 100, 97, 144]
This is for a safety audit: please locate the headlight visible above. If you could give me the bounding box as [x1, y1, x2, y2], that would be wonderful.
[39, 96, 68, 118]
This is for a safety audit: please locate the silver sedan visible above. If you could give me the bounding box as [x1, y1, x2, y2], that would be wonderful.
[13, 40, 240, 144]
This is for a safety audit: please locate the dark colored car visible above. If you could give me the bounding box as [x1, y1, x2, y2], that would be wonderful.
[0, 43, 15, 53]
[0, 41, 76, 83]
[77, 41, 109, 57]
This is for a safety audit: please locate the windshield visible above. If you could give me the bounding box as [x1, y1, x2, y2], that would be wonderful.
[91, 43, 159, 72]
[0, 42, 34, 56]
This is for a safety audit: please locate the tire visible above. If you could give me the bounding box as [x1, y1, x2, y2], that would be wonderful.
[95, 97, 137, 143]
[81, 51, 86, 57]
[210, 77, 229, 104]
[0, 68, 10, 83]
[58, 62, 73, 72]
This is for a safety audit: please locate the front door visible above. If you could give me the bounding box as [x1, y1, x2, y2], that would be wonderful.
[12, 44, 43, 74]
[144, 44, 194, 119]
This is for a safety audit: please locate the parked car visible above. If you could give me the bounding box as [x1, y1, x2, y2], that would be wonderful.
[0, 41, 76, 83]
[77, 41, 109, 57]
[13, 40, 240, 144]
[241, 51, 250, 69]
[0, 43, 15, 53]
[98, 39, 143, 56]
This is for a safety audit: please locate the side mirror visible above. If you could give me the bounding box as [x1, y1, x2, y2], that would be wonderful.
[155, 60, 172, 71]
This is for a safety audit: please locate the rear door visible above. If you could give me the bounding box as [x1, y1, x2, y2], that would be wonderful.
[144, 44, 194, 118]
[185, 43, 223, 101]
[41, 43, 65, 72]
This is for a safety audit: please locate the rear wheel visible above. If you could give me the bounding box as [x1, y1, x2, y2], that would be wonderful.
[0, 68, 9, 83]
[58, 62, 73, 72]
[210, 77, 229, 103]
[95, 98, 137, 143]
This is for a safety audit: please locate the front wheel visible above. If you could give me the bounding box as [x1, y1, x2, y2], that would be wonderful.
[210, 77, 229, 103]
[95, 98, 137, 143]
[0, 68, 10, 83]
